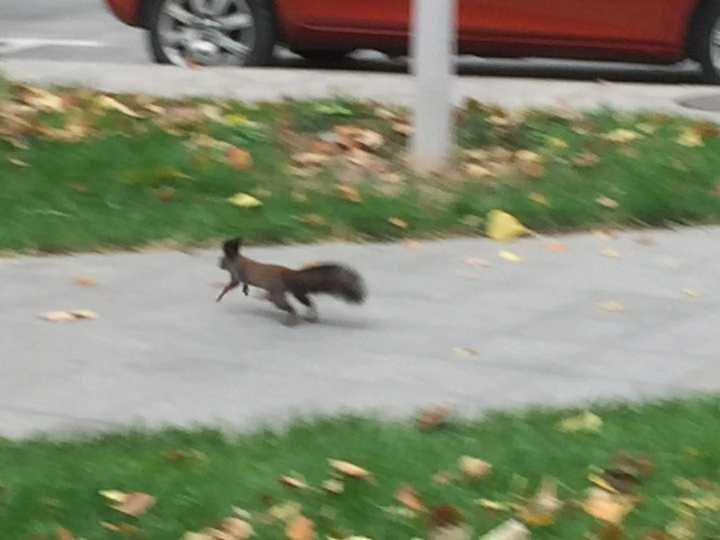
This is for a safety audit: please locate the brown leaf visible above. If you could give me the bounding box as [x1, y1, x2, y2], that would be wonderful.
[19, 85, 65, 112]
[395, 484, 426, 512]
[56, 528, 75, 540]
[392, 122, 414, 137]
[459, 456, 492, 480]
[430, 525, 473, 540]
[38, 311, 80, 323]
[430, 505, 466, 529]
[599, 524, 626, 540]
[417, 406, 452, 432]
[97, 95, 143, 118]
[518, 161, 545, 178]
[463, 163, 493, 179]
[285, 515, 315, 540]
[355, 129, 385, 151]
[155, 186, 177, 203]
[280, 475, 308, 490]
[336, 184, 362, 203]
[112, 492, 156, 517]
[163, 449, 207, 463]
[328, 459, 372, 480]
[226, 147, 253, 171]
[72, 276, 97, 287]
[100, 522, 139, 534]
[583, 488, 637, 525]
[69, 183, 89, 193]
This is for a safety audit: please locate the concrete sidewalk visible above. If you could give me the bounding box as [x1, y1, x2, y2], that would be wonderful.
[3, 59, 720, 121]
[2, 228, 719, 438]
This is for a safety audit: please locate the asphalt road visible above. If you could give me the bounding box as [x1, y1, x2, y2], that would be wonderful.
[0, 0, 711, 83]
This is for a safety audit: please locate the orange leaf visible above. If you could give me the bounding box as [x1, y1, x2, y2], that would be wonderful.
[286, 515, 316, 540]
[112, 492, 156, 517]
[417, 406, 452, 432]
[328, 459, 372, 480]
[226, 147, 253, 171]
[395, 484, 426, 512]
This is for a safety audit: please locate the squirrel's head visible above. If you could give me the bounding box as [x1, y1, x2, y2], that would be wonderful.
[218, 237, 242, 270]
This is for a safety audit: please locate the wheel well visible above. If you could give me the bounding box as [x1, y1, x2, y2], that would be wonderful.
[686, 0, 719, 60]
[138, 0, 282, 37]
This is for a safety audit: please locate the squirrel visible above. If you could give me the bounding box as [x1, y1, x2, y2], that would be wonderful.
[216, 238, 366, 326]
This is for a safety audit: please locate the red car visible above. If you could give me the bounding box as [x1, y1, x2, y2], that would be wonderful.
[106, 0, 720, 83]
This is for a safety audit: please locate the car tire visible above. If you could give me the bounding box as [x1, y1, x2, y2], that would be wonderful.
[294, 49, 352, 62]
[145, 0, 276, 66]
[694, 2, 720, 84]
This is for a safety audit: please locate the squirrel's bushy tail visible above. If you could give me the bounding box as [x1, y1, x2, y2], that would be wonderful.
[286, 264, 366, 304]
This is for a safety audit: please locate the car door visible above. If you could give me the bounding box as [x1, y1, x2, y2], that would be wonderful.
[458, 0, 673, 48]
[293, 0, 409, 32]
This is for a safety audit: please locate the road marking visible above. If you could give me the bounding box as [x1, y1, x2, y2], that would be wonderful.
[0, 38, 106, 55]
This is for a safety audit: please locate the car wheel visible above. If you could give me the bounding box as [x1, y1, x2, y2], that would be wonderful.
[146, 0, 276, 67]
[695, 2, 720, 84]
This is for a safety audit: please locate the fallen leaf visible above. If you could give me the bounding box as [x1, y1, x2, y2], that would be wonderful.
[518, 161, 545, 178]
[478, 519, 530, 540]
[583, 488, 637, 525]
[463, 163, 493, 178]
[299, 214, 327, 227]
[453, 346, 480, 357]
[221, 517, 254, 539]
[478, 499, 512, 512]
[227, 193, 262, 209]
[430, 505, 466, 529]
[598, 301, 625, 313]
[72, 276, 98, 287]
[268, 501, 302, 523]
[546, 136, 569, 149]
[69, 183, 89, 193]
[636, 123, 658, 135]
[336, 184, 363, 203]
[459, 456, 492, 480]
[517, 478, 562, 527]
[100, 490, 128, 504]
[388, 217, 408, 229]
[9, 157, 29, 167]
[19, 85, 64, 112]
[596, 196, 620, 209]
[486, 210, 530, 241]
[163, 449, 207, 463]
[112, 492, 156, 517]
[598, 523, 626, 540]
[329, 459, 372, 480]
[433, 471, 456, 486]
[375, 107, 398, 121]
[677, 128, 704, 148]
[603, 129, 642, 144]
[392, 122, 414, 137]
[557, 411, 603, 433]
[430, 525, 473, 540]
[573, 152, 601, 168]
[226, 147, 253, 170]
[464, 257, 491, 268]
[417, 406, 452, 432]
[292, 152, 330, 167]
[395, 484, 425, 512]
[100, 522, 139, 534]
[322, 479, 344, 494]
[499, 251, 523, 263]
[39, 310, 96, 323]
[280, 475, 308, 490]
[56, 527, 75, 540]
[515, 150, 542, 163]
[683, 288, 702, 299]
[286, 515, 315, 540]
[529, 192, 549, 206]
[182, 533, 214, 540]
[602, 248, 621, 258]
[546, 242, 568, 253]
[97, 95, 142, 118]
[355, 129, 384, 151]
[70, 309, 98, 320]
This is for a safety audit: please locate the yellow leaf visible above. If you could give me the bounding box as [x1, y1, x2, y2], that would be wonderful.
[557, 411, 603, 433]
[96, 95, 142, 118]
[545, 136, 568, 149]
[227, 193, 262, 209]
[322, 479, 344, 494]
[601, 248, 621, 258]
[529, 192, 549, 206]
[517, 478, 562, 527]
[388, 217, 408, 229]
[499, 251, 523, 263]
[19, 85, 64, 112]
[589, 473, 620, 494]
[677, 128, 704, 147]
[515, 150, 543, 163]
[486, 210, 530, 241]
[9, 157, 29, 167]
[225, 113, 251, 126]
[463, 163, 494, 178]
[598, 301, 625, 313]
[636, 123, 658, 135]
[683, 288, 702, 298]
[603, 129, 642, 144]
[478, 499, 512, 512]
[286, 515, 316, 540]
[100, 490, 128, 504]
[459, 456, 493, 480]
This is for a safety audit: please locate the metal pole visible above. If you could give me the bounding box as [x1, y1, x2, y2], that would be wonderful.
[410, 0, 457, 172]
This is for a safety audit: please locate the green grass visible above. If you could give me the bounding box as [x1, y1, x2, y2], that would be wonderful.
[1, 398, 720, 539]
[2, 85, 720, 253]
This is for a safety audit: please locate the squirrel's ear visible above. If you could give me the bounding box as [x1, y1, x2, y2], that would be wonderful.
[222, 238, 242, 258]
